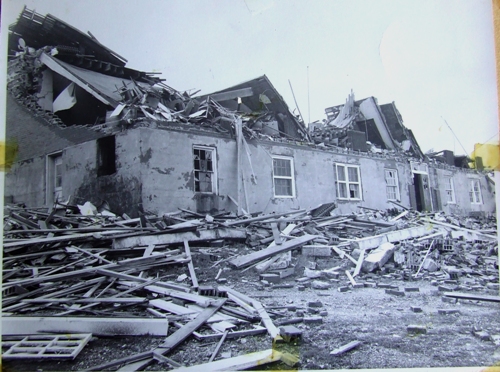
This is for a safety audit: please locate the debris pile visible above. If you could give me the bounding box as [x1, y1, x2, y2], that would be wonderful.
[2, 201, 498, 369]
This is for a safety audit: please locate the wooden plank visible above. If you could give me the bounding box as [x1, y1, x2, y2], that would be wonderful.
[113, 228, 246, 249]
[116, 358, 154, 372]
[250, 300, 281, 340]
[223, 210, 306, 227]
[149, 299, 198, 315]
[229, 234, 317, 268]
[86, 300, 226, 371]
[345, 270, 357, 286]
[209, 329, 229, 362]
[353, 249, 365, 277]
[330, 340, 361, 355]
[442, 292, 500, 303]
[4, 229, 128, 249]
[184, 240, 199, 289]
[193, 325, 266, 341]
[332, 246, 357, 265]
[152, 352, 183, 367]
[227, 293, 257, 316]
[22, 297, 147, 304]
[424, 218, 497, 240]
[173, 349, 282, 371]
[2, 317, 169, 336]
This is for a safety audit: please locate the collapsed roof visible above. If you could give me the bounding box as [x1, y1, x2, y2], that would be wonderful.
[314, 91, 425, 158]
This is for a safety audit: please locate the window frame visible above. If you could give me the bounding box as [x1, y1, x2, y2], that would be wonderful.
[469, 178, 482, 204]
[335, 163, 362, 201]
[193, 145, 217, 194]
[445, 177, 456, 204]
[272, 155, 296, 198]
[384, 169, 400, 201]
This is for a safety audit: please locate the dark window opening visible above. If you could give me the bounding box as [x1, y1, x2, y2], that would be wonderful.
[97, 136, 116, 176]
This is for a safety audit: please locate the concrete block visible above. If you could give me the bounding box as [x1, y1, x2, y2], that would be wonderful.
[279, 325, 302, 338]
[362, 242, 396, 272]
[311, 280, 330, 290]
[338, 286, 349, 292]
[302, 245, 332, 257]
[319, 310, 328, 316]
[307, 307, 319, 314]
[352, 283, 365, 289]
[404, 287, 420, 292]
[441, 296, 456, 304]
[260, 273, 281, 284]
[308, 301, 323, 308]
[386, 289, 405, 297]
[377, 283, 398, 289]
[304, 316, 323, 324]
[297, 285, 306, 292]
[364, 282, 377, 288]
[407, 325, 427, 334]
[438, 309, 460, 315]
[438, 285, 453, 292]
[410, 306, 422, 313]
[274, 267, 295, 279]
[474, 331, 491, 341]
[296, 311, 304, 317]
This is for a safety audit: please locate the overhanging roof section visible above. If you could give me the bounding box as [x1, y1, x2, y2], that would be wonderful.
[9, 6, 127, 66]
[197, 75, 310, 140]
[40, 53, 152, 108]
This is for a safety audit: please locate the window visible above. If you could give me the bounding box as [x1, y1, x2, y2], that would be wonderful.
[335, 164, 362, 200]
[445, 178, 455, 203]
[47, 152, 63, 205]
[194, 146, 217, 193]
[97, 136, 116, 176]
[469, 179, 482, 204]
[385, 169, 400, 201]
[272, 156, 295, 197]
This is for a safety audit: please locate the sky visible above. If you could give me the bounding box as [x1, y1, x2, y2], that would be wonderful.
[1, 0, 498, 155]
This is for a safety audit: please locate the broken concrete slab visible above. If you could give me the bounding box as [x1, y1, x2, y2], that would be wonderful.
[362, 242, 396, 272]
[350, 225, 431, 250]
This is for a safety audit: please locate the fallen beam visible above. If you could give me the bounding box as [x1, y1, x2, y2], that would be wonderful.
[442, 292, 500, 303]
[330, 340, 361, 355]
[113, 228, 246, 249]
[350, 225, 431, 250]
[229, 234, 317, 268]
[2, 316, 169, 336]
[223, 210, 306, 227]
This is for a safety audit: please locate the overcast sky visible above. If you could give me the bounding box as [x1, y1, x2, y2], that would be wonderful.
[2, 0, 498, 155]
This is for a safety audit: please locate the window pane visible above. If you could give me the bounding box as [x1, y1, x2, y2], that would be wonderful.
[198, 172, 212, 192]
[387, 186, 396, 200]
[347, 167, 359, 182]
[338, 183, 347, 198]
[275, 178, 292, 196]
[349, 184, 359, 198]
[274, 158, 291, 177]
[337, 165, 346, 181]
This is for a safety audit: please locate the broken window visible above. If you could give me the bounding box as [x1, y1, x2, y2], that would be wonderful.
[272, 156, 295, 197]
[97, 136, 116, 176]
[194, 146, 216, 193]
[385, 169, 400, 201]
[445, 178, 455, 204]
[335, 164, 362, 200]
[469, 179, 482, 204]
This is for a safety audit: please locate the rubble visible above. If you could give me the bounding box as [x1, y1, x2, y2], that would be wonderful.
[2, 199, 498, 369]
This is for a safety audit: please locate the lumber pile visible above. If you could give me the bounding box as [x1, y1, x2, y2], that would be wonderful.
[2, 200, 498, 369]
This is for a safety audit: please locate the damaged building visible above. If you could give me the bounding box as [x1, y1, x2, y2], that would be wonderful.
[4, 7, 495, 218]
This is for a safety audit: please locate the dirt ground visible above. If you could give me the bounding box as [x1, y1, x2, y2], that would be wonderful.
[3, 247, 500, 371]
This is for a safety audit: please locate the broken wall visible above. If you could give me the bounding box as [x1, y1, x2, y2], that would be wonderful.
[62, 130, 143, 216]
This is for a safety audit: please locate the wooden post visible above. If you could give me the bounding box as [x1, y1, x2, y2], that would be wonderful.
[236, 118, 243, 216]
